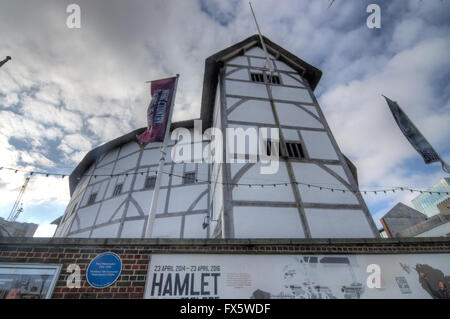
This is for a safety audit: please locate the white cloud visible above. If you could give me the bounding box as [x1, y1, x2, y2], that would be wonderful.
[60, 134, 92, 151]
[20, 97, 83, 133]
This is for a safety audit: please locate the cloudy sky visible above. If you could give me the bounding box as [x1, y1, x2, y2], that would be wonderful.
[0, 0, 449, 236]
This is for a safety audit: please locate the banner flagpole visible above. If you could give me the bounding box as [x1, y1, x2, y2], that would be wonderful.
[144, 74, 180, 238]
[438, 155, 450, 174]
[249, 2, 274, 73]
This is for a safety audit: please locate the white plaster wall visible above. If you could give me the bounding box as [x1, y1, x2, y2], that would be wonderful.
[249, 57, 270, 68]
[133, 173, 147, 191]
[170, 164, 184, 186]
[98, 180, 109, 200]
[96, 195, 127, 224]
[227, 68, 249, 81]
[274, 60, 297, 72]
[228, 100, 275, 125]
[91, 223, 120, 237]
[121, 220, 145, 238]
[325, 165, 350, 183]
[271, 86, 313, 103]
[97, 148, 119, 167]
[226, 66, 238, 74]
[280, 73, 304, 87]
[73, 165, 93, 197]
[55, 213, 75, 237]
[126, 201, 141, 217]
[291, 162, 359, 204]
[133, 189, 166, 215]
[140, 148, 161, 166]
[282, 128, 301, 142]
[198, 163, 209, 182]
[113, 153, 139, 173]
[232, 162, 295, 203]
[184, 214, 208, 238]
[275, 103, 323, 128]
[228, 55, 249, 66]
[152, 216, 181, 238]
[93, 162, 114, 177]
[245, 47, 275, 58]
[226, 80, 269, 99]
[119, 141, 140, 158]
[233, 206, 305, 238]
[301, 131, 339, 160]
[75, 204, 99, 229]
[305, 209, 374, 238]
[298, 103, 319, 117]
[104, 176, 120, 197]
[226, 97, 241, 110]
[168, 185, 208, 213]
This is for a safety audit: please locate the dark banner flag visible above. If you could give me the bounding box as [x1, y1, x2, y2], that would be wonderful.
[137, 76, 177, 144]
[383, 95, 440, 164]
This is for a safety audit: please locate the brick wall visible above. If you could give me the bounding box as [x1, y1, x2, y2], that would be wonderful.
[0, 244, 151, 299]
[1, 237, 449, 299]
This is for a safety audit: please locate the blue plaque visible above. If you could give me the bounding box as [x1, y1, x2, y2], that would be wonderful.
[86, 252, 122, 288]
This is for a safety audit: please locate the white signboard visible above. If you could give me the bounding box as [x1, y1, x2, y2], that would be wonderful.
[144, 253, 450, 299]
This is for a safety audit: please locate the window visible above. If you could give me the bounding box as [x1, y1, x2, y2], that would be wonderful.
[266, 140, 280, 157]
[144, 176, 156, 190]
[0, 263, 62, 299]
[285, 142, 305, 159]
[266, 140, 305, 159]
[183, 172, 196, 185]
[250, 72, 264, 83]
[251, 72, 280, 84]
[87, 193, 97, 205]
[267, 74, 280, 84]
[113, 184, 123, 196]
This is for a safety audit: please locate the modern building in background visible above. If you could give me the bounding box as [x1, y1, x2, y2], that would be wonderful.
[437, 198, 450, 214]
[412, 178, 450, 217]
[380, 203, 427, 238]
[380, 200, 450, 238]
[0, 217, 38, 237]
[54, 35, 379, 240]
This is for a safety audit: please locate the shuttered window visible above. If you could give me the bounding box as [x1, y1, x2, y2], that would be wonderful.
[113, 184, 123, 197]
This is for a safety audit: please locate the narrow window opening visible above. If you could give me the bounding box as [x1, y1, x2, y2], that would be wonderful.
[144, 176, 156, 190]
[113, 184, 123, 196]
[268, 74, 280, 84]
[285, 142, 305, 159]
[250, 72, 265, 83]
[183, 172, 196, 185]
[87, 193, 97, 205]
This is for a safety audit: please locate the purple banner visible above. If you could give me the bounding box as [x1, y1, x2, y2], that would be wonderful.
[137, 77, 177, 144]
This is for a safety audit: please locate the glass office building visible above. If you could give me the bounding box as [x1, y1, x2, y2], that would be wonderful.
[412, 178, 450, 217]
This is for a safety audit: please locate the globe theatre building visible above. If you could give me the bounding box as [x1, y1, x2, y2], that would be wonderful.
[54, 35, 380, 240]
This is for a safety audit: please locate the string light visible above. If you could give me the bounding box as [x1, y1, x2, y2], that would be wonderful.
[0, 165, 449, 195]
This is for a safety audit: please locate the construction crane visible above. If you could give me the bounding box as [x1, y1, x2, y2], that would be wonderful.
[7, 176, 30, 222]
